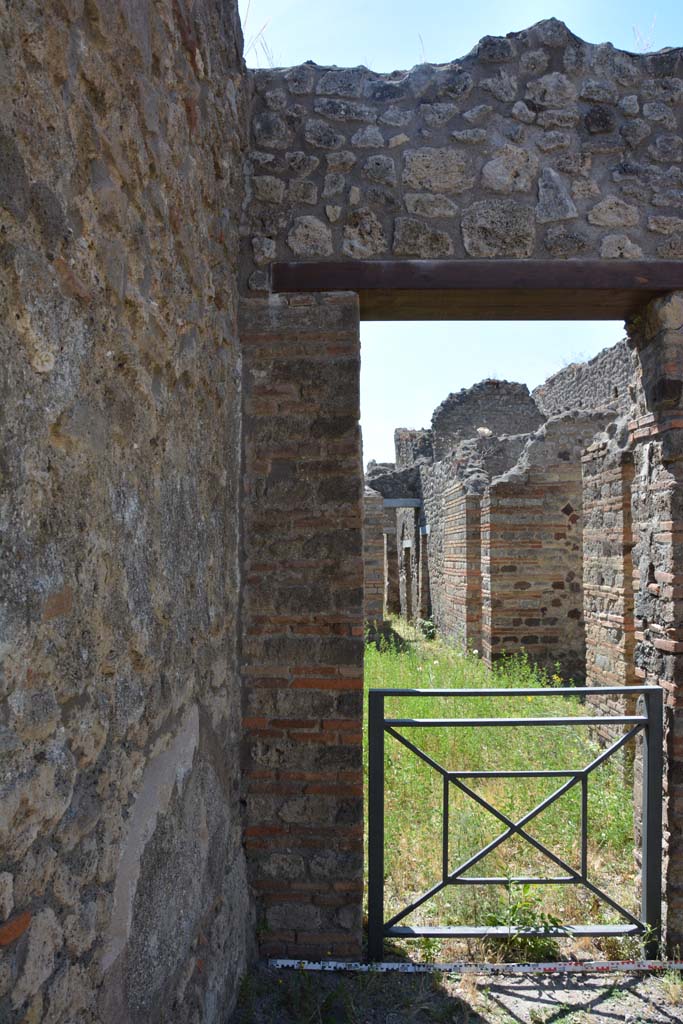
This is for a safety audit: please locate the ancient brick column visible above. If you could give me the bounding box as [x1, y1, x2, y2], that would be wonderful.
[363, 488, 386, 625]
[582, 437, 638, 734]
[444, 484, 482, 651]
[239, 292, 363, 959]
[383, 508, 400, 617]
[629, 292, 683, 950]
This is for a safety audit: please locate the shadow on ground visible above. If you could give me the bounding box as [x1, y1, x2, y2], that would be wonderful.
[230, 965, 683, 1024]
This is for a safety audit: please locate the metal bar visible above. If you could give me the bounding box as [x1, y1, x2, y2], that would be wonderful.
[572, 872, 644, 930]
[447, 776, 644, 930]
[581, 774, 588, 880]
[385, 726, 449, 777]
[367, 691, 385, 961]
[385, 716, 646, 727]
[642, 687, 664, 958]
[447, 775, 583, 882]
[388, 924, 643, 939]
[582, 724, 644, 777]
[384, 879, 449, 930]
[448, 770, 578, 778]
[374, 686, 660, 697]
[446, 876, 576, 885]
[442, 775, 449, 884]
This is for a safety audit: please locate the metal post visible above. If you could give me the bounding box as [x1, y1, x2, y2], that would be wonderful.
[641, 687, 663, 959]
[443, 774, 449, 884]
[581, 774, 588, 880]
[368, 690, 385, 961]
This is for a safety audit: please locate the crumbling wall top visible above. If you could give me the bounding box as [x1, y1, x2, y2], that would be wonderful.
[432, 379, 545, 459]
[243, 19, 683, 291]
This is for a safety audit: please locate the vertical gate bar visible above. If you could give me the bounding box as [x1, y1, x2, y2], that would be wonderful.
[642, 687, 663, 958]
[443, 774, 449, 884]
[581, 774, 588, 880]
[368, 690, 385, 961]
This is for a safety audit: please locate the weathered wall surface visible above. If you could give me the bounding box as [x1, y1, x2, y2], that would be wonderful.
[243, 21, 683, 288]
[363, 488, 386, 622]
[0, 2, 251, 1021]
[628, 292, 683, 948]
[420, 437, 525, 644]
[533, 339, 633, 417]
[481, 414, 608, 677]
[439, 484, 483, 649]
[239, 293, 364, 960]
[394, 427, 433, 470]
[383, 507, 400, 616]
[431, 380, 544, 460]
[582, 428, 638, 728]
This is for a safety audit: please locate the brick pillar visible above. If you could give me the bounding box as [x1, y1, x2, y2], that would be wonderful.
[418, 526, 431, 620]
[383, 508, 400, 616]
[582, 439, 637, 732]
[239, 293, 363, 959]
[480, 417, 596, 678]
[443, 483, 481, 651]
[629, 292, 683, 950]
[363, 488, 385, 625]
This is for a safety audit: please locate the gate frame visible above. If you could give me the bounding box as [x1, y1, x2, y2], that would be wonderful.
[368, 684, 663, 960]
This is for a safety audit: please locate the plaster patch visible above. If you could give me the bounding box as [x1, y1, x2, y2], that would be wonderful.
[101, 704, 199, 972]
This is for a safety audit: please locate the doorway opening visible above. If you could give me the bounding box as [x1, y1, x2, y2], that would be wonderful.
[360, 314, 648, 961]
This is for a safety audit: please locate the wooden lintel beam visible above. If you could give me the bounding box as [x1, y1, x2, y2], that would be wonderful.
[270, 260, 683, 321]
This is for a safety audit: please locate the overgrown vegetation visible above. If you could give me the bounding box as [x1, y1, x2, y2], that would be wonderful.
[364, 621, 638, 962]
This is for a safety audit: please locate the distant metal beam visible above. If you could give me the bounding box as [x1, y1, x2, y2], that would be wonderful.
[383, 498, 422, 508]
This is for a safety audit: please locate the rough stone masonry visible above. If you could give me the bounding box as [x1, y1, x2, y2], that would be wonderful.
[244, 22, 683, 287]
[1, 2, 251, 1021]
[2, 5, 683, 1022]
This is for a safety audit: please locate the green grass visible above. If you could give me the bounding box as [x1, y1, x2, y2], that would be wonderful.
[364, 622, 638, 960]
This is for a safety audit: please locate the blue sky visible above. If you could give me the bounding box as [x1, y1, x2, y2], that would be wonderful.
[238, 0, 682, 462]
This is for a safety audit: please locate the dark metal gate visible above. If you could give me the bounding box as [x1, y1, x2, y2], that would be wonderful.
[367, 685, 663, 960]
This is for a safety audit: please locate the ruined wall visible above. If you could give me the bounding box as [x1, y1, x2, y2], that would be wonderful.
[582, 429, 638, 728]
[431, 380, 544, 460]
[239, 293, 364, 960]
[397, 508, 420, 621]
[383, 507, 400, 616]
[420, 436, 525, 642]
[394, 427, 433, 470]
[363, 488, 385, 622]
[481, 414, 608, 677]
[533, 339, 633, 417]
[243, 21, 683, 287]
[0, 2, 251, 1021]
[440, 484, 483, 649]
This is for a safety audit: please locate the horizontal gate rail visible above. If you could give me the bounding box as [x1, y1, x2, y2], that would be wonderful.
[367, 685, 663, 961]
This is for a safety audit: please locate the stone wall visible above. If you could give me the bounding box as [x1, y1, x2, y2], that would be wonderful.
[383, 507, 401, 615]
[363, 488, 386, 622]
[431, 380, 544, 459]
[628, 293, 683, 948]
[440, 484, 483, 649]
[239, 293, 364, 960]
[582, 428, 638, 729]
[533, 339, 633, 417]
[0, 2, 251, 1021]
[394, 427, 433, 470]
[481, 414, 609, 677]
[243, 21, 683, 288]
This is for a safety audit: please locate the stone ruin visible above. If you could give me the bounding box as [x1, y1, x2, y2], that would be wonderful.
[363, 339, 634, 686]
[2, 3, 683, 1020]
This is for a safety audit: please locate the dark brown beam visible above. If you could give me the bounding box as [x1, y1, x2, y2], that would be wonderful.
[270, 260, 683, 321]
